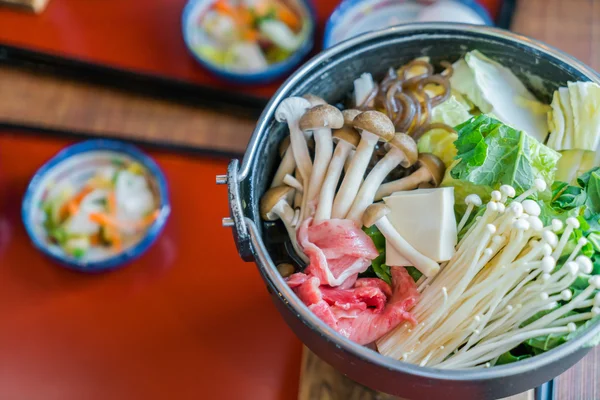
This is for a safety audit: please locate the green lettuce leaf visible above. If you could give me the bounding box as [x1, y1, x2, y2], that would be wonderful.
[447, 115, 560, 207]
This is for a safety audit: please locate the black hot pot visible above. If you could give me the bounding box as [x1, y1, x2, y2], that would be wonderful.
[219, 23, 600, 399]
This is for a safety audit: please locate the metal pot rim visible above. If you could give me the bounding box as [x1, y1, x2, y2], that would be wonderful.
[238, 23, 600, 381]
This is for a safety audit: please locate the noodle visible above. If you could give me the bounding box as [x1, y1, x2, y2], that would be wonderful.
[355, 58, 452, 138]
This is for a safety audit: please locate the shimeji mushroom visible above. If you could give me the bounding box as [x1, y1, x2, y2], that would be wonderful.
[271, 136, 296, 188]
[332, 111, 395, 219]
[275, 97, 313, 192]
[261, 185, 308, 263]
[277, 263, 296, 278]
[298, 104, 344, 219]
[314, 115, 361, 224]
[363, 203, 440, 277]
[347, 133, 418, 224]
[374, 153, 445, 201]
[303, 94, 327, 107]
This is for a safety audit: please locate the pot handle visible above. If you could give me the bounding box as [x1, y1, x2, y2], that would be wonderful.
[218, 159, 255, 261]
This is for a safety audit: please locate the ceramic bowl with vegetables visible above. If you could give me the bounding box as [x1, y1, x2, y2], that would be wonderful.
[182, 0, 315, 84]
[23, 139, 170, 272]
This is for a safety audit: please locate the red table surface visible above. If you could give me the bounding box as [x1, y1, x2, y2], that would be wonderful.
[0, 132, 301, 400]
[0, 0, 501, 100]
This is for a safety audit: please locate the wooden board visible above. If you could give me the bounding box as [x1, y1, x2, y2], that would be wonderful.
[299, 348, 534, 400]
[0, 66, 255, 155]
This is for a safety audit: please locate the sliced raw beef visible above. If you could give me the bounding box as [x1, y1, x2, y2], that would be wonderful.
[297, 218, 378, 287]
[286, 267, 418, 345]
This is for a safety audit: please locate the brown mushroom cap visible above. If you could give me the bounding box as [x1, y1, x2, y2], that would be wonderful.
[342, 109, 362, 125]
[303, 94, 327, 107]
[260, 185, 294, 221]
[299, 104, 344, 131]
[363, 203, 390, 228]
[388, 133, 419, 168]
[277, 263, 295, 277]
[279, 136, 291, 158]
[353, 111, 395, 142]
[418, 153, 446, 186]
[333, 127, 361, 148]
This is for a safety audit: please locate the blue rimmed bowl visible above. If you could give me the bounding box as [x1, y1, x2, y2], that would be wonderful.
[323, 0, 493, 49]
[181, 0, 316, 85]
[22, 139, 171, 273]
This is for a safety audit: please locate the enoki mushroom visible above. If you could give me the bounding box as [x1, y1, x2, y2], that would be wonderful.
[376, 180, 600, 369]
[357, 59, 455, 141]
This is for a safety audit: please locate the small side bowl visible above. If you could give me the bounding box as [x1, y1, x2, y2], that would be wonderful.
[323, 0, 493, 49]
[22, 139, 171, 273]
[181, 0, 316, 85]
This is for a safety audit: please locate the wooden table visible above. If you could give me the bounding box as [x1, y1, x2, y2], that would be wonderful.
[0, 0, 599, 399]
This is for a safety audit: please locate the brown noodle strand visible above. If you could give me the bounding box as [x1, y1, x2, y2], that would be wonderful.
[356, 59, 452, 134]
[412, 122, 456, 141]
[440, 60, 454, 78]
[419, 75, 451, 107]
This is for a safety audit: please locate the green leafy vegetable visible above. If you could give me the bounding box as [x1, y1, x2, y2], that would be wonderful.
[551, 181, 587, 210]
[362, 226, 423, 285]
[445, 115, 560, 208]
[496, 349, 532, 365]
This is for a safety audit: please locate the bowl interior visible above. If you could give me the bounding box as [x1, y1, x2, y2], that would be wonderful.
[25, 148, 167, 269]
[239, 24, 600, 387]
[182, 0, 315, 78]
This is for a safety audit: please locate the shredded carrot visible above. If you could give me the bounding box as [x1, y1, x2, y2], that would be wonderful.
[89, 212, 120, 229]
[213, 0, 235, 16]
[275, 3, 301, 30]
[107, 192, 117, 215]
[242, 29, 259, 42]
[89, 209, 159, 231]
[90, 233, 102, 246]
[237, 6, 254, 26]
[139, 210, 160, 228]
[58, 186, 94, 221]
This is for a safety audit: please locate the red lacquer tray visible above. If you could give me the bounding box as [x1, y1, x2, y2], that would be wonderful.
[0, 131, 301, 399]
[0, 0, 504, 112]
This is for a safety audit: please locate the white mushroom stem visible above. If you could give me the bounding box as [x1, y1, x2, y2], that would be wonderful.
[514, 178, 547, 202]
[347, 148, 407, 224]
[314, 140, 354, 224]
[271, 147, 296, 188]
[344, 150, 355, 172]
[294, 170, 303, 208]
[354, 72, 375, 107]
[552, 217, 580, 259]
[374, 215, 440, 278]
[270, 200, 308, 264]
[457, 194, 483, 232]
[374, 168, 429, 201]
[275, 97, 312, 186]
[283, 174, 303, 192]
[332, 133, 379, 219]
[303, 127, 333, 219]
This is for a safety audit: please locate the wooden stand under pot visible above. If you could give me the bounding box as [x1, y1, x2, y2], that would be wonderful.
[299, 348, 534, 400]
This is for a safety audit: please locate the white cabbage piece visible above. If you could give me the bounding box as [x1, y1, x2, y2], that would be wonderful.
[547, 82, 600, 152]
[450, 50, 549, 142]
